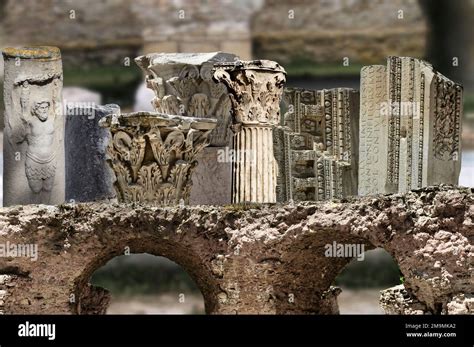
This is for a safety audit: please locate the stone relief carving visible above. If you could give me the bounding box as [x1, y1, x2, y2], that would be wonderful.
[135, 52, 238, 147]
[433, 76, 462, 161]
[274, 87, 359, 202]
[2, 47, 65, 206]
[100, 112, 216, 205]
[15, 75, 63, 197]
[213, 60, 286, 126]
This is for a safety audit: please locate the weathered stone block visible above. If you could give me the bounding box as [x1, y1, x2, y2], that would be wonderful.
[189, 147, 232, 205]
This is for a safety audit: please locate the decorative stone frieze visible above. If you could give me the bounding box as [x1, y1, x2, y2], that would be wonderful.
[359, 56, 463, 196]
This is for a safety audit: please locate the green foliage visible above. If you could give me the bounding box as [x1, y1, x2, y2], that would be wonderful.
[464, 93, 474, 113]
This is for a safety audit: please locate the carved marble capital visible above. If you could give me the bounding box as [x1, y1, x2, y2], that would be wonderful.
[134, 52, 237, 147]
[100, 111, 216, 205]
[213, 60, 286, 127]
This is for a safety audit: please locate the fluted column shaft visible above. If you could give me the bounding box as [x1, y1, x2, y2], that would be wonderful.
[214, 60, 286, 203]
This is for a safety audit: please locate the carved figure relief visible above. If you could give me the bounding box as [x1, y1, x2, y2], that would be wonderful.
[10, 73, 62, 201]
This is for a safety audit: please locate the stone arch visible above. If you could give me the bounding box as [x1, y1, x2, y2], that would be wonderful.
[73, 238, 215, 314]
[0, 186, 471, 314]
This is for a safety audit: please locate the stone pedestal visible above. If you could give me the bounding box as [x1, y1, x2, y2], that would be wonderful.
[99, 111, 216, 205]
[65, 104, 119, 202]
[213, 60, 286, 203]
[359, 57, 462, 196]
[2, 47, 65, 206]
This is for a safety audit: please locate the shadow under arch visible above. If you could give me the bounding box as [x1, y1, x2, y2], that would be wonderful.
[89, 253, 204, 314]
[71, 235, 218, 315]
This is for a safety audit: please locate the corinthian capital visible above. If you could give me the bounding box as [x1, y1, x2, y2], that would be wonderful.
[213, 60, 286, 126]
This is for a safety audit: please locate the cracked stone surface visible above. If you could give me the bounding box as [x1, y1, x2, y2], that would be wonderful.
[0, 185, 472, 314]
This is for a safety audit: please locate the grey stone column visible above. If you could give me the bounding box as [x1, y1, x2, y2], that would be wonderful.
[65, 104, 119, 202]
[2, 47, 65, 206]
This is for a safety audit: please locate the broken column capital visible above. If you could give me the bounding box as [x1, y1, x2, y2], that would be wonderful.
[100, 111, 217, 205]
[134, 52, 238, 147]
[213, 59, 286, 203]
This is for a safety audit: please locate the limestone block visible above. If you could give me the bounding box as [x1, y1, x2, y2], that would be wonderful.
[2, 46, 65, 206]
[380, 284, 428, 315]
[359, 56, 462, 196]
[65, 104, 119, 202]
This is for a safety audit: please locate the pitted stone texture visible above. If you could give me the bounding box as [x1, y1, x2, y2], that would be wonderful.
[0, 185, 472, 314]
[380, 285, 428, 315]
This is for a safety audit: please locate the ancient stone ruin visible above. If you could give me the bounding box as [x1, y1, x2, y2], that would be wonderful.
[0, 47, 471, 315]
[213, 60, 286, 203]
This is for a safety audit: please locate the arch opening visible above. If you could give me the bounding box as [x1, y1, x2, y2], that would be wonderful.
[333, 248, 401, 314]
[84, 253, 205, 314]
